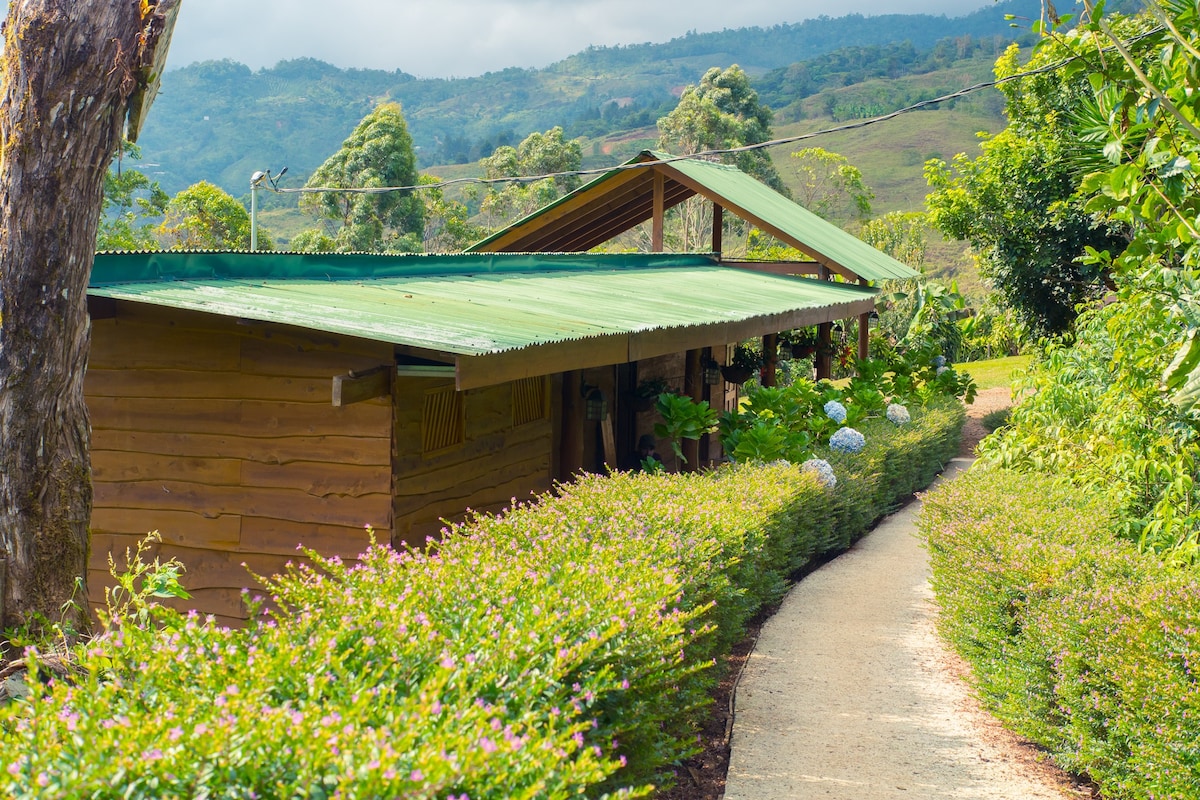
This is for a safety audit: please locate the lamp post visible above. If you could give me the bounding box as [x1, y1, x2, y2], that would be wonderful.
[250, 170, 266, 252]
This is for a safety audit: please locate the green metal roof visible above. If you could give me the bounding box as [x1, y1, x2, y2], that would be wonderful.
[90, 251, 877, 389]
[468, 151, 919, 284]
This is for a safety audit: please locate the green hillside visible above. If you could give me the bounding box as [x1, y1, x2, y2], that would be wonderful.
[134, 1, 1040, 197]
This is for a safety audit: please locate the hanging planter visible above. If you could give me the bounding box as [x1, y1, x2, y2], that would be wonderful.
[720, 364, 754, 384]
[722, 343, 762, 384]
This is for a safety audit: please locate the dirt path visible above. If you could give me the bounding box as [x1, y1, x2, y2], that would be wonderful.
[722, 460, 1093, 800]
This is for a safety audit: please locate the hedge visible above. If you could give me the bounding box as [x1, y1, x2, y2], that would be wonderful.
[0, 399, 963, 799]
[920, 467, 1200, 798]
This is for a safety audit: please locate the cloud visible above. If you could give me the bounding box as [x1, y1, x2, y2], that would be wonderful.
[165, 0, 987, 78]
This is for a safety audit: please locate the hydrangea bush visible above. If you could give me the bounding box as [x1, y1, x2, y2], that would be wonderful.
[0, 404, 965, 799]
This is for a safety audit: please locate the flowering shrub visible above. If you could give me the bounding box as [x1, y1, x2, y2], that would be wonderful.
[829, 427, 866, 454]
[920, 467, 1200, 797]
[885, 404, 911, 426]
[822, 400, 847, 424]
[0, 403, 964, 799]
[801, 458, 837, 489]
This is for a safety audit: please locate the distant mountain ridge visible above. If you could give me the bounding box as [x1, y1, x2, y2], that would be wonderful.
[137, 0, 1043, 196]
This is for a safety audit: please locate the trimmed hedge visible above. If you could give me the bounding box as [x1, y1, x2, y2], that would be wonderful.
[920, 467, 1200, 798]
[0, 400, 963, 799]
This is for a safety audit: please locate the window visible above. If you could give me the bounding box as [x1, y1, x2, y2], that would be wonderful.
[422, 385, 464, 454]
[512, 376, 549, 427]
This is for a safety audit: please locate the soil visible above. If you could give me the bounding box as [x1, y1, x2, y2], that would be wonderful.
[655, 392, 1097, 800]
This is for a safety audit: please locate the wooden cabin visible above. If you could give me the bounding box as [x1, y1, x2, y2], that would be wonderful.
[84, 154, 917, 624]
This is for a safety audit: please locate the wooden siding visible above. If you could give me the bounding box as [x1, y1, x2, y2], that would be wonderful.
[86, 303, 393, 624]
[392, 377, 553, 547]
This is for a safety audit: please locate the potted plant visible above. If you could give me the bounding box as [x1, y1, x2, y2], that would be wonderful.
[721, 343, 762, 384]
[781, 327, 818, 359]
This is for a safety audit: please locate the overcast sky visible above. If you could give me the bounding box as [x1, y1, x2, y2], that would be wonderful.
[165, 0, 997, 78]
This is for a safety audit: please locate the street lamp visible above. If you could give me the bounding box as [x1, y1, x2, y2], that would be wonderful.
[250, 170, 267, 252]
[249, 167, 287, 252]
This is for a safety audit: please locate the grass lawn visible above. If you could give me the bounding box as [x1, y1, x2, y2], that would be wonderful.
[958, 354, 1032, 391]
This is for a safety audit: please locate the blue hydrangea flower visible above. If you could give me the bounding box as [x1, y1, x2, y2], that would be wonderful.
[801, 457, 837, 489]
[933, 355, 946, 368]
[936, 365, 949, 376]
[829, 426, 866, 454]
[823, 400, 847, 423]
[886, 403, 911, 426]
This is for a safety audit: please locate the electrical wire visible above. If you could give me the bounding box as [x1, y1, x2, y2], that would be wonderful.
[275, 26, 1165, 197]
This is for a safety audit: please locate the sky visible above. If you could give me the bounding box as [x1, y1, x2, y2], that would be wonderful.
[164, 0, 996, 79]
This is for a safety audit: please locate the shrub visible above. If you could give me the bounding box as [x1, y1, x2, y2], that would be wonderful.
[920, 466, 1200, 797]
[0, 402, 964, 799]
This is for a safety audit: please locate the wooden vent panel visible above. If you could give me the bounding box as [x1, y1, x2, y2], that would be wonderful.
[512, 376, 549, 427]
[422, 385, 464, 454]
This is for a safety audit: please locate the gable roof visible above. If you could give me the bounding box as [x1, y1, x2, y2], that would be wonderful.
[90, 250, 876, 389]
[467, 150, 918, 284]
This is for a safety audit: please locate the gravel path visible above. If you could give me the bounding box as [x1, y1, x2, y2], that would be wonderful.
[723, 459, 1090, 800]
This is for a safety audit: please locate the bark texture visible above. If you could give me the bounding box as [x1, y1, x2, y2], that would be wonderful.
[0, 1, 169, 632]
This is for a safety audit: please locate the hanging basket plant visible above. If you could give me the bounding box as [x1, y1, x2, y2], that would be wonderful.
[721, 343, 762, 384]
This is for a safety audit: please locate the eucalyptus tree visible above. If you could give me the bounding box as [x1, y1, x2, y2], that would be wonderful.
[479, 127, 583, 229]
[0, 0, 179, 632]
[158, 181, 267, 250]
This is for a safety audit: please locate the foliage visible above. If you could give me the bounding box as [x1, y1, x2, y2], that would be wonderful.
[0, 407, 963, 798]
[288, 228, 338, 253]
[789, 147, 874, 224]
[300, 103, 424, 253]
[979, 270, 1200, 559]
[653, 393, 718, 464]
[657, 65, 784, 193]
[920, 467, 1200, 797]
[974, 0, 1200, 559]
[97, 144, 168, 251]
[478, 127, 583, 229]
[924, 39, 1125, 334]
[858, 211, 926, 268]
[157, 181, 265, 251]
[420, 175, 488, 253]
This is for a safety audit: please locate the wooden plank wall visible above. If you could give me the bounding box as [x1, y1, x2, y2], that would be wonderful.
[86, 303, 394, 626]
[392, 376, 554, 547]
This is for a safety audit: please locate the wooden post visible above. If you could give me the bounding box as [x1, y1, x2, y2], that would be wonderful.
[652, 171, 665, 253]
[683, 349, 702, 471]
[560, 370, 584, 480]
[816, 322, 834, 380]
[712, 204, 724, 256]
[762, 333, 778, 387]
[858, 311, 870, 362]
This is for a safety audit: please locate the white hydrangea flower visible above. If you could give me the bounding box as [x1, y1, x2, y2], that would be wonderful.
[802, 457, 837, 489]
[886, 403, 911, 426]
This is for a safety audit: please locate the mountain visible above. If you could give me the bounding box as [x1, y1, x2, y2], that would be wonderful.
[134, 0, 1043, 197]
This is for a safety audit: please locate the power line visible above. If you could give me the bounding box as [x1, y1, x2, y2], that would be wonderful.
[276, 27, 1164, 197]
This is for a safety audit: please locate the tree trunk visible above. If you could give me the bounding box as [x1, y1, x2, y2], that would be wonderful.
[0, 1, 171, 633]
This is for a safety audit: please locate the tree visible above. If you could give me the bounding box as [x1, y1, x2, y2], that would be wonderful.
[479, 127, 582, 229]
[924, 42, 1123, 335]
[790, 147, 873, 226]
[300, 102, 424, 253]
[157, 181, 268, 250]
[0, 1, 178, 632]
[97, 143, 169, 251]
[657, 65, 785, 193]
[420, 175, 488, 253]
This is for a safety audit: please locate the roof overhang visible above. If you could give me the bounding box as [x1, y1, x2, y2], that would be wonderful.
[91, 251, 877, 390]
[468, 151, 919, 284]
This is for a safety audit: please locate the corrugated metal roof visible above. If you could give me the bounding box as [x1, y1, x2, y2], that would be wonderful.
[90, 251, 876, 389]
[468, 151, 918, 284]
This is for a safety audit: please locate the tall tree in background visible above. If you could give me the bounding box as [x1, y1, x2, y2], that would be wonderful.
[157, 180, 267, 250]
[0, 0, 179, 632]
[924, 41, 1123, 335]
[655, 65, 786, 252]
[300, 102, 424, 253]
[97, 143, 169, 251]
[479, 127, 583, 229]
[657, 65, 785, 193]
